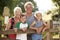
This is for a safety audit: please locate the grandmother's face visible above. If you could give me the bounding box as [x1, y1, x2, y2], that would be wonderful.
[25, 4, 32, 14]
[14, 9, 21, 18]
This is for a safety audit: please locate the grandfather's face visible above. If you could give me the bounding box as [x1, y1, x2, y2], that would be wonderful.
[25, 4, 32, 13]
[14, 9, 21, 18]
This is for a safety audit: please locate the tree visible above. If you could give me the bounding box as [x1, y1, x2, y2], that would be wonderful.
[16, 0, 38, 12]
[0, 0, 38, 16]
[0, 0, 13, 15]
[52, 0, 60, 6]
[52, 0, 60, 20]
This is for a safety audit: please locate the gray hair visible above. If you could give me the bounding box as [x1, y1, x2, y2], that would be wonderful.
[24, 2, 34, 10]
[34, 11, 42, 17]
[14, 7, 22, 14]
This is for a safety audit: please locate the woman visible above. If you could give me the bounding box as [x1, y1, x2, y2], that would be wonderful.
[24, 2, 35, 40]
[5, 7, 22, 40]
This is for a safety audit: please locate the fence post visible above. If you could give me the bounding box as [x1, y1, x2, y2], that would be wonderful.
[59, 22, 60, 40]
[47, 20, 53, 40]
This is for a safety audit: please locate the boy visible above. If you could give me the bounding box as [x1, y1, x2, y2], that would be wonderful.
[15, 15, 29, 40]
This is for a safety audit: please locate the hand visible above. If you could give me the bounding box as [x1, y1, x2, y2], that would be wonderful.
[35, 28, 40, 34]
[22, 28, 27, 32]
[42, 27, 47, 32]
[5, 28, 9, 31]
[14, 28, 18, 33]
[38, 28, 42, 33]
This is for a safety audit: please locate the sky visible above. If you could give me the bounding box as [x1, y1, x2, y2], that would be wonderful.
[34, 0, 56, 14]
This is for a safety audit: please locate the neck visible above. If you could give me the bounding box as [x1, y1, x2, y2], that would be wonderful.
[14, 16, 20, 20]
[22, 22, 25, 23]
[26, 12, 32, 16]
[27, 13, 32, 16]
[37, 19, 41, 21]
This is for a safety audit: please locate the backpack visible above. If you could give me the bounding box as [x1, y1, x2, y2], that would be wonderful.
[10, 18, 14, 29]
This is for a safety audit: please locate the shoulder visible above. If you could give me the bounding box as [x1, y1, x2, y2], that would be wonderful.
[25, 22, 28, 24]
[9, 18, 12, 21]
[15, 22, 21, 27]
[41, 20, 44, 23]
[32, 12, 35, 15]
[8, 18, 13, 23]
[16, 22, 21, 24]
[24, 23, 29, 27]
[31, 21, 36, 25]
[9, 17, 14, 21]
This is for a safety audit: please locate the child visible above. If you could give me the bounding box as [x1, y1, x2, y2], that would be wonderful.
[15, 15, 29, 40]
[30, 11, 47, 40]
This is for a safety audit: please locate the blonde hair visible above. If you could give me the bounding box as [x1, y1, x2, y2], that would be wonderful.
[24, 2, 34, 10]
[14, 7, 22, 14]
[34, 11, 42, 17]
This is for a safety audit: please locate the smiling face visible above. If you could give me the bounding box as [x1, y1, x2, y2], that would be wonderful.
[25, 4, 32, 14]
[21, 15, 26, 23]
[14, 9, 21, 18]
[36, 13, 42, 20]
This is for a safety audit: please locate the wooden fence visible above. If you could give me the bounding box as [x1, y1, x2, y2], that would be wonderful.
[43, 20, 60, 40]
[0, 20, 60, 40]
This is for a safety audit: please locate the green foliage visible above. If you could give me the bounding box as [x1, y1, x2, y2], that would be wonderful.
[16, 0, 38, 12]
[0, 0, 13, 15]
[0, 16, 4, 26]
[0, 0, 38, 16]
[52, 0, 60, 20]
[52, 0, 60, 7]
[53, 32, 58, 36]
[0, 0, 38, 26]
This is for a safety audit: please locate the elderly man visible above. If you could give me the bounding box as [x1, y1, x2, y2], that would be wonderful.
[5, 7, 22, 40]
[24, 2, 35, 40]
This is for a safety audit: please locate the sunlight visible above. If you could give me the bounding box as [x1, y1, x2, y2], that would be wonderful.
[34, 0, 55, 13]
[34, 0, 57, 21]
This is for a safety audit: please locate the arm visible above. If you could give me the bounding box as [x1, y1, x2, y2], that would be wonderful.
[30, 21, 38, 30]
[14, 28, 18, 32]
[30, 21, 41, 34]
[21, 27, 27, 32]
[14, 22, 20, 32]
[5, 18, 11, 30]
[38, 22, 47, 33]
[42, 22, 47, 32]
[21, 23, 29, 32]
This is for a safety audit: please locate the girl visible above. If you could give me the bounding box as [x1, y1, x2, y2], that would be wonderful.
[30, 11, 47, 40]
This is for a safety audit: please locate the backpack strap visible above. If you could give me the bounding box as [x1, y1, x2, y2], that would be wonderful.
[10, 18, 14, 29]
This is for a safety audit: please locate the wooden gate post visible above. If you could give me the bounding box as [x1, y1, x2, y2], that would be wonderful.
[59, 23, 60, 40]
[47, 20, 53, 40]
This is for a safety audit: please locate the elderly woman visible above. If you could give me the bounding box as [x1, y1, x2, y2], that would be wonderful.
[24, 2, 34, 29]
[5, 7, 22, 40]
[24, 2, 35, 40]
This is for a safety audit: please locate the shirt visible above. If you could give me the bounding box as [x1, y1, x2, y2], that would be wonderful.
[15, 22, 29, 39]
[26, 13, 35, 27]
